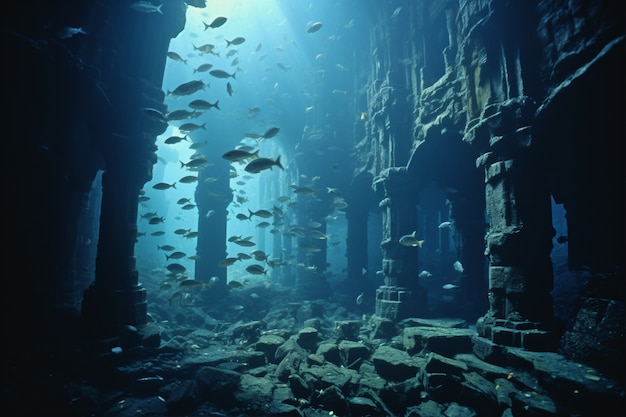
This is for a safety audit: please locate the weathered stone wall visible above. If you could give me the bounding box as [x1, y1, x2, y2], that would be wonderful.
[355, 0, 624, 355]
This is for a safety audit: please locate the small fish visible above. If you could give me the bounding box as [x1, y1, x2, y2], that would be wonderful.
[399, 231, 424, 247]
[164, 135, 188, 145]
[219, 257, 240, 267]
[130, 1, 163, 14]
[166, 263, 187, 274]
[419, 270, 432, 279]
[453, 261, 464, 273]
[181, 204, 196, 210]
[225, 37, 246, 47]
[203, 16, 227, 30]
[233, 238, 256, 247]
[152, 182, 176, 190]
[55, 26, 88, 39]
[166, 251, 186, 260]
[438, 221, 453, 229]
[158, 244, 176, 251]
[165, 109, 196, 121]
[166, 51, 187, 64]
[262, 127, 280, 139]
[228, 280, 244, 289]
[246, 264, 267, 275]
[442, 283, 459, 290]
[193, 63, 213, 73]
[180, 156, 209, 169]
[356, 292, 364, 305]
[188, 99, 220, 110]
[178, 279, 205, 289]
[248, 209, 273, 218]
[148, 216, 165, 224]
[360, 112, 368, 121]
[179, 175, 198, 183]
[141, 107, 168, 124]
[179, 122, 206, 133]
[167, 80, 205, 96]
[227, 82, 234, 96]
[209, 69, 236, 79]
[244, 155, 284, 173]
[306, 21, 323, 33]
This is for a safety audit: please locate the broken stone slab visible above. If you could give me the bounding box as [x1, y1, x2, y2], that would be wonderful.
[254, 333, 286, 363]
[338, 340, 372, 369]
[402, 326, 475, 356]
[234, 373, 274, 411]
[296, 326, 319, 350]
[372, 345, 424, 381]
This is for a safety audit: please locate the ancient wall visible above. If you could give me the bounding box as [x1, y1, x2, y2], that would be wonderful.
[354, 0, 624, 357]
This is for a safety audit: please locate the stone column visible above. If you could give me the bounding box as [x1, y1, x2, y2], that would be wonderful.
[470, 98, 562, 351]
[373, 167, 427, 321]
[82, 133, 155, 335]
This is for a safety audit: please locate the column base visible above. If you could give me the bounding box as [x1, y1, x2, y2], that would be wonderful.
[82, 284, 147, 336]
[374, 285, 423, 321]
[476, 312, 562, 352]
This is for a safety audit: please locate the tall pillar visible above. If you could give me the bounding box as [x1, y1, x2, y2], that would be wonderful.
[471, 98, 562, 351]
[373, 168, 427, 321]
[82, 133, 156, 335]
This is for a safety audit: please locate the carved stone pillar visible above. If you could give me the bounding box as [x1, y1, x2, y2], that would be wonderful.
[82, 133, 155, 335]
[469, 98, 562, 351]
[373, 168, 427, 321]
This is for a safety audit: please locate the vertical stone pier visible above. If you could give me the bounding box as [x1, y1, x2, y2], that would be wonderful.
[469, 98, 563, 351]
[373, 168, 427, 321]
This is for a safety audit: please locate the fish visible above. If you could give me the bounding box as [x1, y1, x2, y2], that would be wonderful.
[227, 82, 233, 96]
[164, 135, 188, 144]
[178, 279, 205, 289]
[307, 22, 323, 33]
[292, 186, 317, 195]
[222, 149, 259, 162]
[178, 122, 206, 133]
[176, 198, 191, 205]
[219, 257, 240, 267]
[453, 261, 464, 273]
[419, 270, 432, 279]
[399, 231, 424, 247]
[438, 221, 453, 229]
[165, 109, 196, 121]
[360, 112, 368, 121]
[150, 231, 165, 236]
[226, 37, 246, 47]
[54, 26, 88, 39]
[166, 251, 186, 260]
[193, 63, 213, 73]
[556, 235, 568, 244]
[158, 244, 176, 251]
[249, 209, 273, 218]
[166, 263, 187, 274]
[148, 216, 165, 224]
[130, 1, 163, 14]
[167, 80, 206, 96]
[180, 156, 209, 169]
[262, 127, 280, 139]
[204, 16, 227, 30]
[228, 280, 244, 289]
[233, 238, 256, 247]
[246, 264, 267, 275]
[356, 292, 364, 305]
[244, 155, 284, 173]
[181, 204, 196, 210]
[236, 213, 251, 221]
[443, 283, 459, 290]
[188, 99, 220, 110]
[166, 51, 187, 64]
[152, 182, 176, 190]
[141, 107, 168, 124]
[178, 175, 198, 184]
[193, 43, 217, 54]
[174, 228, 191, 235]
[209, 69, 236, 79]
